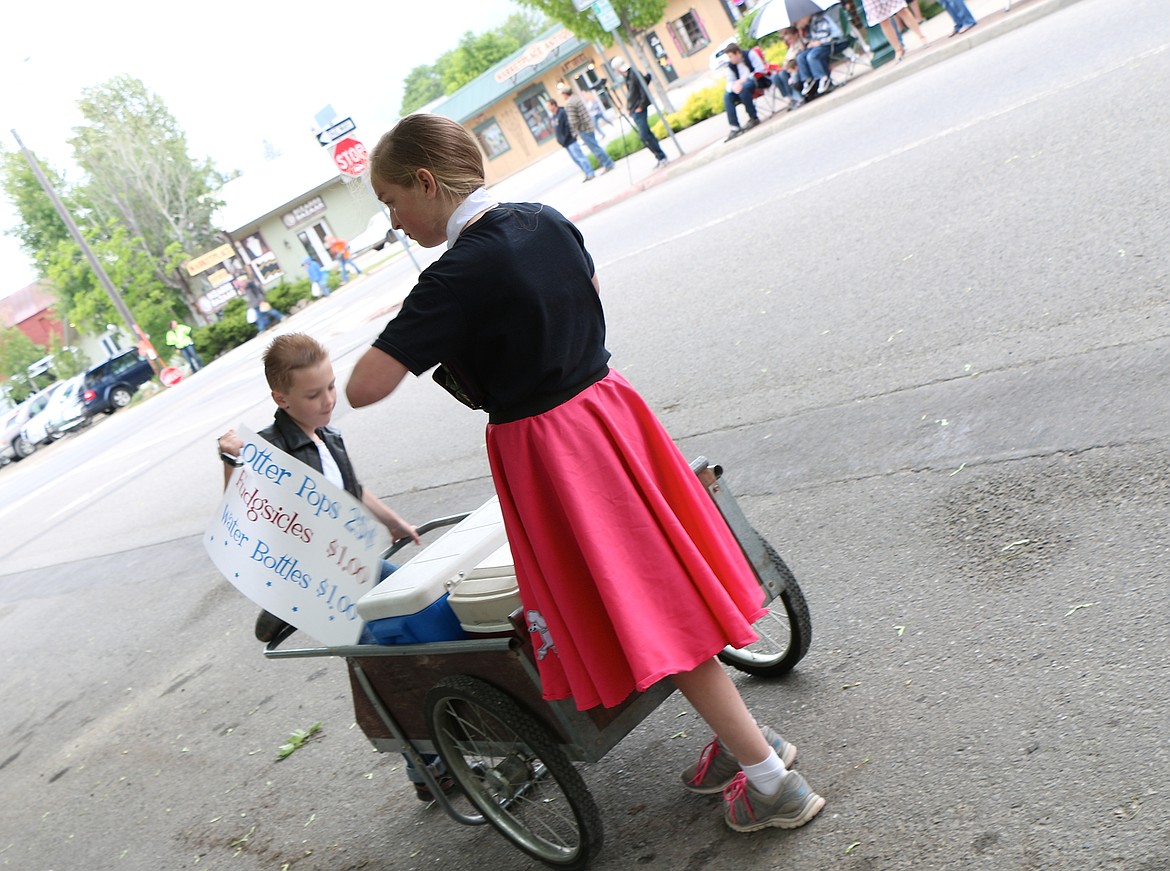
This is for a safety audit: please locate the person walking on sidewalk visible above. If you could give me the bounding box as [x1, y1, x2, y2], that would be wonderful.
[302, 256, 331, 297]
[939, 0, 977, 35]
[861, 0, 927, 61]
[583, 89, 615, 138]
[351, 112, 825, 834]
[548, 98, 597, 182]
[560, 84, 614, 175]
[326, 235, 363, 283]
[611, 57, 668, 168]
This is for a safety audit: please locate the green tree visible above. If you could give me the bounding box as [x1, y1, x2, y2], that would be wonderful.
[2, 76, 226, 346]
[400, 12, 549, 113]
[0, 148, 76, 278]
[442, 31, 521, 94]
[400, 64, 445, 115]
[42, 218, 176, 348]
[0, 326, 47, 402]
[68, 76, 225, 295]
[512, 0, 666, 46]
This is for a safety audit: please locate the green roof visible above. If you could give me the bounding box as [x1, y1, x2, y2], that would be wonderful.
[432, 25, 592, 123]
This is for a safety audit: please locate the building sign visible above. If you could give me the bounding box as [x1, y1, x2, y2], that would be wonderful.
[282, 196, 327, 229]
[495, 29, 574, 82]
[204, 426, 393, 646]
[185, 243, 235, 276]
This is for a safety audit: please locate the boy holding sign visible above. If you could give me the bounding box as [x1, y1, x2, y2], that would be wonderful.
[216, 334, 451, 801]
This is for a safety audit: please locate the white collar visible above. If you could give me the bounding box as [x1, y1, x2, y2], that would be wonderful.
[445, 187, 498, 250]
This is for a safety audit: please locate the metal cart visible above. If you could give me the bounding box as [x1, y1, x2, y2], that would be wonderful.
[264, 458, 812, 869]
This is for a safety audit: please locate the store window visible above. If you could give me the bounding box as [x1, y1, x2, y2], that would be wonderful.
[516, 85, 555, 146]
[238, 232, 283, 283]
[669, 9, 710, 56]
[474, 118, 511, 160]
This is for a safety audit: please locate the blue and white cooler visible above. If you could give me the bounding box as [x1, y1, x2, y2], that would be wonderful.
[356, 496, 508, 645]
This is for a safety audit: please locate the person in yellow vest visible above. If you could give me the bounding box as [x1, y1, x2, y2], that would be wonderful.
[166, 320, 204, 371]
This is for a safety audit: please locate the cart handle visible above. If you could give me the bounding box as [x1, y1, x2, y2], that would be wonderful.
[383, 511, 472, 560]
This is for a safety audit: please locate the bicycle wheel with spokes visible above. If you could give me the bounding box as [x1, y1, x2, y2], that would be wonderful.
[719, 543, 812, 677]
[425, 675, 603, 870]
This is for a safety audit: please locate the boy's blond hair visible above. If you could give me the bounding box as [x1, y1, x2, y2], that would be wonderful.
[263, 333, 328, 394]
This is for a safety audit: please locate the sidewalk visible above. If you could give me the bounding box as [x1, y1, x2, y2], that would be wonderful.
[489, 0, 1085, 224]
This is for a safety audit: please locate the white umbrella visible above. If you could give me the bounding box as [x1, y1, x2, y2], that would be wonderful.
[750, 0, 837, 39]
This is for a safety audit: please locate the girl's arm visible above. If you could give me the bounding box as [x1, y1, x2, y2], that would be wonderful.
[347, 348, 409, 408]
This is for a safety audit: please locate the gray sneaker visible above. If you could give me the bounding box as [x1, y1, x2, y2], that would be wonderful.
[680, 726, 797, 794]
[723, 770, 825, 832]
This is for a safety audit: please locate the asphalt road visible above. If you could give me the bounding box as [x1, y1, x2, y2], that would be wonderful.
[2, 1, 1168, 868]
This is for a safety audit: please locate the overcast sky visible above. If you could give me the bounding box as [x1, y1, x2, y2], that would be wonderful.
[0, 0, 522, 299]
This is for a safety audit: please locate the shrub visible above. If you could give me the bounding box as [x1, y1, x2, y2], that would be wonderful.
[267, 278, 313, 314]
[651, 86, 725, 140]
[606, 127, 647, 161]
[194, 297, 254, 360]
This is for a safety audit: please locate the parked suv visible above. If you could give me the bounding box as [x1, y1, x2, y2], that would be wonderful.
[81, 349, 156, 415]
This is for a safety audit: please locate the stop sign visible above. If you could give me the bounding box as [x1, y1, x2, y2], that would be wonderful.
[332, 137, 369, 177]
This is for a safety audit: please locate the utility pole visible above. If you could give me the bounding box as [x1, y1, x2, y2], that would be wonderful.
[11, 129, 151, 354]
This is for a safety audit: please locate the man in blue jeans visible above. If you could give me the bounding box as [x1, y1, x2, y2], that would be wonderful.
[611, 56, 668, 168]
[719, 43, 765, 141]
[561, 84, 615, 175]
[548, 98, 597, 181]
[794, 11, 851, 97]
[940, 0, 977, 35]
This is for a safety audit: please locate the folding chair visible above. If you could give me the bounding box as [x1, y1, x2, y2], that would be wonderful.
[748, 46, 785, 117]
[827, 4, 872, 85]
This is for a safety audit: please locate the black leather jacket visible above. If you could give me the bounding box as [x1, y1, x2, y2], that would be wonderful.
[258, 408, 362, 499]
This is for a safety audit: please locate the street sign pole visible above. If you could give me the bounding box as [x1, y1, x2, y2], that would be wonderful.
[315, 121, 422, 273]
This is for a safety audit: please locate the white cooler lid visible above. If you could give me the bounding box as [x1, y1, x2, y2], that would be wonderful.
[356, 496, 507, 621]
[463, 541, 515, 581]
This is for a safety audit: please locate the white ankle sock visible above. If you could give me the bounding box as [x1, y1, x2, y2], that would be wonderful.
[741, 751, 787, 797]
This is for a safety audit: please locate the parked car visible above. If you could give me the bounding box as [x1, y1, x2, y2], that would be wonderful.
[348, 212, 395, 256]
[26, 373, 89, 444]
[1, 383, 61, 463]
[1, 400, 34, 464]
[81, 349, 156, 416]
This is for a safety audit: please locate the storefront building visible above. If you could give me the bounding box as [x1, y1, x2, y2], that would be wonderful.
[433, 0, 747, 185]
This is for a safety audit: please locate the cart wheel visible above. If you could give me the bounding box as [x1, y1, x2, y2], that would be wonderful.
[425, 675, 603, 870]
[719, 542, 812, 677]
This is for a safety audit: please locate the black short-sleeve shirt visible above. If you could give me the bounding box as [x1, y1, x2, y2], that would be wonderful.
[372, 203, 610, 415]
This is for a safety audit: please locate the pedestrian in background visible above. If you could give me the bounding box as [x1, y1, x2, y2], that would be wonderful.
[940, 0, 977, 35]
[610, 57, 668, 168]
[547, 98, 597, 182]
[861, 0, 927, 61]
[560, 84, 614, 174]
[326, 236, 363, 283]
[166, 320, 203, 372]
[302, 255, 331, 297]
[582, 89, 615, 138]
[241, 277, 284, 332]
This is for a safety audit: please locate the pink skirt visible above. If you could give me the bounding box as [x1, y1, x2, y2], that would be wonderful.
[485, 370, 766, 711]
[862, 0, 908, 25]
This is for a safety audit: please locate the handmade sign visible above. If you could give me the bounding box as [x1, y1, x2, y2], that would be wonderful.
[204, 426, 392, 645]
